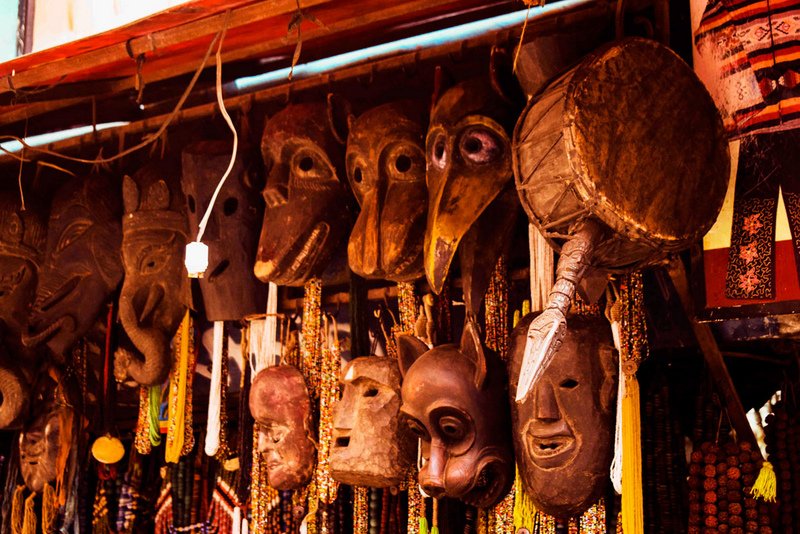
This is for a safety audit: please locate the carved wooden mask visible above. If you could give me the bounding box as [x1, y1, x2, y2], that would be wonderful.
[0, 192, 45, 340]
[118, 161, 189, 386]
[425, 76, 520, 314]
[25, 174, 123, 357]
[181, 141, 266, 320]
[346, 101, 427, 281]
[19, 369, 75, 493]
[254, 101, 353, 286]
[508, 313, 617, 518]
[249, 365, 315, 490]
[397, 320, 514, 507]
[331, 356, 414, 487]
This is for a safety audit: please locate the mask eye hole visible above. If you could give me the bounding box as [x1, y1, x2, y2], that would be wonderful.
[430, 135, 447, 169]
[363, 388, 378, 398]
[187, 195, 196, 213]
[560, 378, 579, 389]
[353, 167, 363, 184]
[459, 128, 501, 164]
[405, 417, 429, 440]
[223, 197, 238, 216]
[395, 154, 412, 173]
[299, 156, 314, 172]
[437, 415, 467, 442]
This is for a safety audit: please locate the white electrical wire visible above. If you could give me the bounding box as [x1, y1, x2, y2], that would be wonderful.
[195, 15, 238, 244]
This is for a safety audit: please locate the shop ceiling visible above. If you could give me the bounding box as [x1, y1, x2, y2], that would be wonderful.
[0, 0, 614, 161]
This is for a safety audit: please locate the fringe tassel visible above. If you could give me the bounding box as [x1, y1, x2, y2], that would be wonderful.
[621, 374, 643, 534]
[512, 469, 536, 531]
[42, 483, 57, 533]
[166, 310, 192, 463]
[22, 492, 36, 534]
[751, 460, 777, 502]
[205, 321, 225, 456]
[12, 485, 25, 534]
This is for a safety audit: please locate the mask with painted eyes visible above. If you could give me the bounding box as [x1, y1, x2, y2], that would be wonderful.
[24, 174, 123, 358]
[249, 365, 315, 490]
[508, 313, 618, 518]
[19, 369, 76, 493]
[425, 54, 522, 314]
[117, 160, 189, 386]
[397, 320, 514, 508]
[330, 356, 414, 487]
[181, 141, 266, 320]
[346, 101, 427, 281]
[254, 99, 354, 286]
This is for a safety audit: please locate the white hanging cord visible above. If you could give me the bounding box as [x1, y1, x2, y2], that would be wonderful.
[264, 282, 279, 367]
[241, 518, 249, 534]
[606, 285, 624, 494]
[232, 506, 242, 534]
[195, 11, 238, 244]
[528, 223, 554, 312]
[205, 321, 225, 456]
[248, 319, 265, 379]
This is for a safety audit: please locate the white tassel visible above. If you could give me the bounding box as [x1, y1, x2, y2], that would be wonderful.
[610, 319, 624, 494]
[264, 282, 279, 367]
[528, 223, 554, 312]
[205, 321, 225, 456]
[241, 518, 249, 534]
[232, 506, 242, 534]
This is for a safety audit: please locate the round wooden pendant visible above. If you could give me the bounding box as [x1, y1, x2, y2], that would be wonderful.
[514, 37, 730, 271]
[91, 434, 125, 464]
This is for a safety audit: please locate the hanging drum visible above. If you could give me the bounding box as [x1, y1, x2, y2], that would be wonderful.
[513, 37, 729, 400]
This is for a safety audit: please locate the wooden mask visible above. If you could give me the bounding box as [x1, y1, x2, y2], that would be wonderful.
[346, 101, 427, 281]
[24, 174, 123, 357]
[254, 100, 353, 286]
[330, 356, 414, 487]
[18, 369, 76, 493]
[117, 161, 189, 386]
[249, 365, 315, 490]
[397, 320, 514, 507]
[508, 313, 617, 518]
[181, 141, 266, 320]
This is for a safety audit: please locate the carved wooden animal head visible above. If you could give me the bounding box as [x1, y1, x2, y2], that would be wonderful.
[117, 160, 189, 386]
[346, 101, 427, 281]
[397, 320, 514, 507]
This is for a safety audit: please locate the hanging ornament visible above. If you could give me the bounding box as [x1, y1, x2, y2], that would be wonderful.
[166, 311, 196, 463]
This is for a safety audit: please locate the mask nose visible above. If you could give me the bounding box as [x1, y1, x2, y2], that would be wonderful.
[419, 441, 447, 498]
[257, 430, 270, 453]
[533, 380, 560, 422]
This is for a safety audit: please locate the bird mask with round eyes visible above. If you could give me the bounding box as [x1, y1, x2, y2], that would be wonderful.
[425, 51, 522, 315]
[254, 98, 354, 286]
[508, 313, 618, 518]
[346, 101, 427, 282]
[397, 319, 514, 508]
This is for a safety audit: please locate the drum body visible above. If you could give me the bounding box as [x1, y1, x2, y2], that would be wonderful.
[513, 37, 730, 272]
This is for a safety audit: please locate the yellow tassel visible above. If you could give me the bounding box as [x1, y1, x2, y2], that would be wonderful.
[22, 493, 36, 534]
[513, 468, 536, 531]
[751, 460, 777, 502]
[12, 485, 25, 534]
[42, 483, 56, 534]
[165, 310, 190, 463]
[621, 374, 644, 534]
[419, 517, 429, 534]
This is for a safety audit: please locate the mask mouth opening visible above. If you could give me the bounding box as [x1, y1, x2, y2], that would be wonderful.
[207, 259, 230, 282]
[37, 275, 82, 312]
[463, 462, 503, 508]
[335, 436, 351, 448]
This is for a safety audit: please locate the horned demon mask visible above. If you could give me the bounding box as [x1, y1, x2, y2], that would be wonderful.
[117, 160, 189, 386]
[346, 101, 427, 281]
[331, 356, 414, 487]
[254, 100, 353, 286]
[508, 313, 617, 518]
[19, 369, 76, 493]
[249, 365, 315, 490]
[397, 320, 514, 507]
[181, 141, 266, 320]
[425, 68, 521, 314]
[25, 174, 123, 357]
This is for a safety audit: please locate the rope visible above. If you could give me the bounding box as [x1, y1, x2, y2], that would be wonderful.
[205, 321, 225, 456]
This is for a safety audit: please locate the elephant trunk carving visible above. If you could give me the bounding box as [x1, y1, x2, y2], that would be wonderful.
[117, 283, 172, 386]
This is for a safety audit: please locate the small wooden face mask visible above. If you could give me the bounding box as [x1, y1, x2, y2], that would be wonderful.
[118, 161, 189, 386]
[24, 175, 123, 357]
[346, 101, 427, 281]
[397, 321, 514, 508]
[181, 142, 266, 321]
[508, 314, 617, 518]
[249, 366, 315, 490]
[254, 101, 352, 286]
[425, 77, 519, 313]
[331, 357, 414, 487]
[19, 371, 75, 493]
